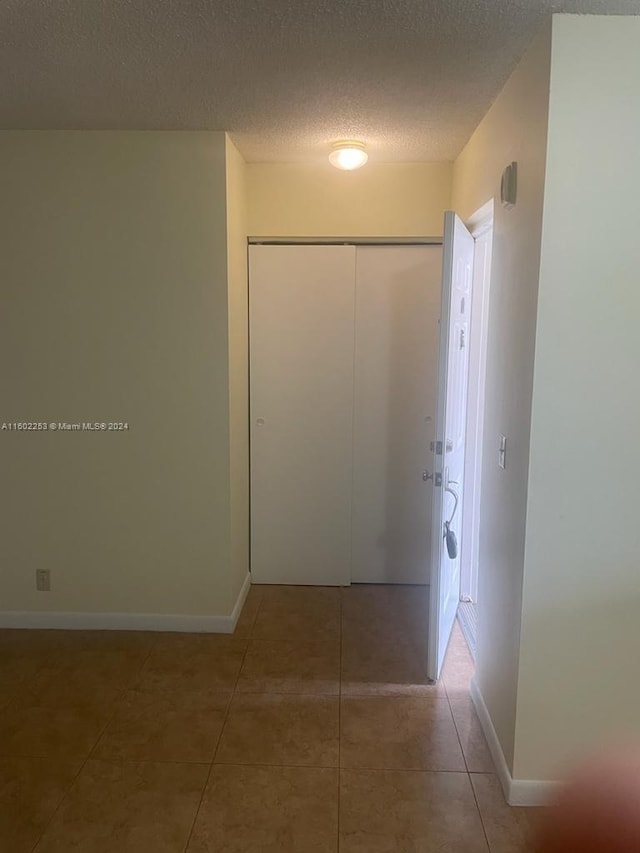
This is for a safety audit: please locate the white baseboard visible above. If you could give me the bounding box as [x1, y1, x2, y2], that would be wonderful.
[230, 572, 251, 629]
[0, 572, 252, 634]
[470, 676, 562, 806]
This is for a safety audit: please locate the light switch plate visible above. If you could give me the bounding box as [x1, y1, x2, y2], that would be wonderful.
[498, 434, 507, 469]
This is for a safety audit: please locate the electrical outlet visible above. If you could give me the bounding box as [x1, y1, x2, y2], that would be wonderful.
[36, 569, 51, 591]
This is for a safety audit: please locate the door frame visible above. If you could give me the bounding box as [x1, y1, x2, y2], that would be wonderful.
[459, 200, 494, 604]
[427, 212, 476, 681]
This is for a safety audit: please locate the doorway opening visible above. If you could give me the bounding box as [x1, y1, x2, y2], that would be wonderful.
[427, 202, 494, 679]
[247, 210, 493, 682]
[458, 201, 494, 660]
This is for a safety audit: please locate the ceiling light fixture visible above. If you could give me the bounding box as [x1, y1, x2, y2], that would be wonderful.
[329, 141, 368, 171]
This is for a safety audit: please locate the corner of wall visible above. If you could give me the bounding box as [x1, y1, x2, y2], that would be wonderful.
[471, 678, 562, 806]
[224, 135, 251, 608]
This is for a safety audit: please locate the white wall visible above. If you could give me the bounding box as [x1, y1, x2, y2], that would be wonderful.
[452, 25, 552, 772]
[0, 131, 246, 623]
[514, 15, 640, 781]
[247, 162, 452, 237]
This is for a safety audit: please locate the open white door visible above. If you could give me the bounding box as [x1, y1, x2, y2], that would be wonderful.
[427, 212, 475, 681]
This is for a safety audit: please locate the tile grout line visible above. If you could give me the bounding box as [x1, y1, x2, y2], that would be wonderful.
[443, 676, 471, 774]
[193, 759, 470, 774]
[28, 634, 161, 853]
[181, 597, 257, 853]
[443, 674, 492, 852]
[0, 751, 478, 774]
[468, 771, 493, 852]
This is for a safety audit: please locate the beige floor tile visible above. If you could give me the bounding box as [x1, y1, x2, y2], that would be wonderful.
[135, 635, 247, 694]
[442, 666, 474, 693]
[50, 630, 157, 654]
[340, 768, 489, 852]
[0, 697, 111, 759]
[0, 636, 53, 689]
[215, 693, 339, 767]
[341, 585, 429, 650]
[0, 756, 82, 853]
[341, 584, 429, 614]
[24, 650, 141, 708]
[341, 585, 429, 647]
[245, 584, 265, 603]
[0, 630, 59, 653]
[441, 622, 475, 690]
[233, 587, 263, 639]
[470, 773, 545, 853]
[444, 628, 467, 657]
[342, 615, 427, 652]
[340, 695, 466, 771]
[341, 634, 443, 697]
[34, 759, 208, 853]
[252, 586, 340, 642]
[260, 586, 340, 609]
[0, 628, 57, 650]
[187, 764, 338, 852]
[447, 692, 495, 772]
[236, 638, 340, 695]
[0, 692, 14, 712]
[93, 688, 230, 763]
[233, 611, 255, 641]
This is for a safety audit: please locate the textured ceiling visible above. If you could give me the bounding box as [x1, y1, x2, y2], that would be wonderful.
[1, 0, 639, 162]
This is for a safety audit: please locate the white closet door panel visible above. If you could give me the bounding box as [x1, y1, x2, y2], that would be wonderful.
[249, 245, 356, 585]
[352, 246, 442, 584]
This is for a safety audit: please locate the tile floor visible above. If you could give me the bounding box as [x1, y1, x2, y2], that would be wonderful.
[0, 585, 543, 851]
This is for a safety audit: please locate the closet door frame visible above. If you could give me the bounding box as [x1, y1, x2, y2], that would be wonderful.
[248, 237, 443, 587]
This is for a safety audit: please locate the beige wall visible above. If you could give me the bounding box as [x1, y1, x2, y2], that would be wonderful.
[247, 162, 452, 238]
[0, 131, 245, 621]
[452, 25, 552, 772]
[225, 136, 250, 607]
[514, 15, 640, 780]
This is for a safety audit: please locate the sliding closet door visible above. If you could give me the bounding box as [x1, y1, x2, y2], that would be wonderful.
[249, 245, 356, 585]
[351, 246, 442, 584]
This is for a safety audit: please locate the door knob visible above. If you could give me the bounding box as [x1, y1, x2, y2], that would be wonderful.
[422, 470, 433, 482]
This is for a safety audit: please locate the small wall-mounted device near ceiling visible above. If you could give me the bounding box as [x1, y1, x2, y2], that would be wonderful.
[329, 141, 368, 171]
[501, 161, 518, 209]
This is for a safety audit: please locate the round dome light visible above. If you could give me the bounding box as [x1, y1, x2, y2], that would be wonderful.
[329, 141, 368, 170]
